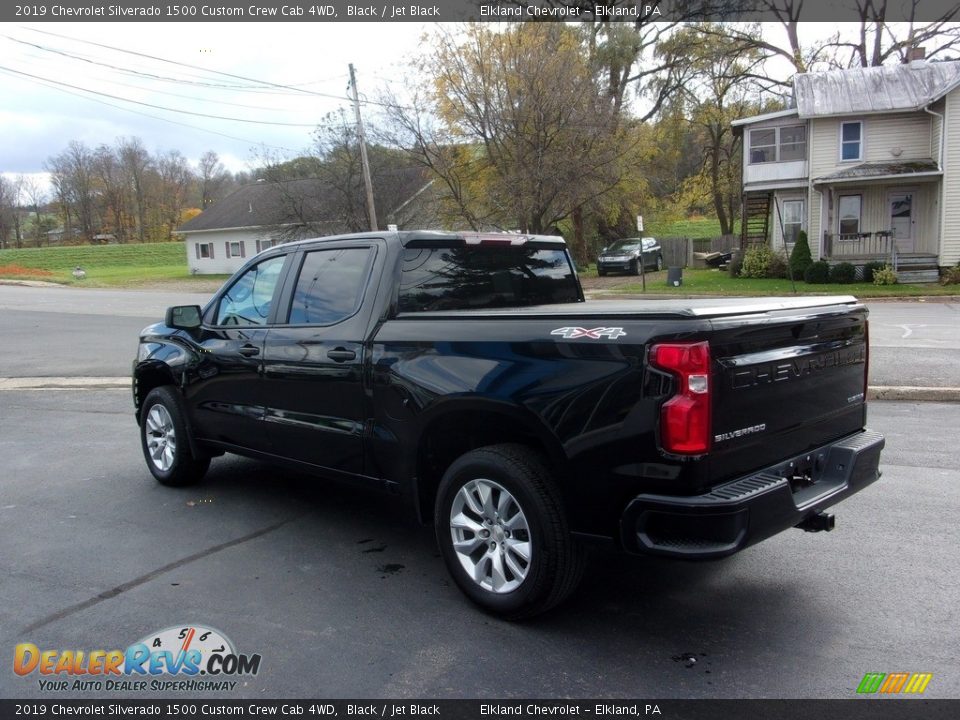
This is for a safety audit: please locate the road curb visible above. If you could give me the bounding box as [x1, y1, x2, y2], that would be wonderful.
[867, 386, 960, 402]
[0, 377, 130, 390]
[1, 378, 958, 402]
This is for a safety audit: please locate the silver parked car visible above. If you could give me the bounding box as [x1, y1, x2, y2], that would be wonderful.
[596, 237, 663, 276]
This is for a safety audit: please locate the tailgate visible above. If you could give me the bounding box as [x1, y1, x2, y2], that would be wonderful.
[705, 301, 869, 485]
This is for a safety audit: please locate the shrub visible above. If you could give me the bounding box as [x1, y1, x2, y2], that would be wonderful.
[804, 260, 831, 284]
[829, 262, 857, 284]
[873, 265, 898, 286]
[766, 253, 788, 279]
[788, 230, 813, 277]
[938, 263, 960, 285]
[740, 244, 774, 278]
[861, 261, 885, 283]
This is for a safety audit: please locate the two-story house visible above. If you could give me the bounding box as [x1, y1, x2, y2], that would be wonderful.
[733, 58, 960, 282]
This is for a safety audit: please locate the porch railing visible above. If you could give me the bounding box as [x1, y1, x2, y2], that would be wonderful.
[822, 231, 898, 270]
[822, 231, 895, 258]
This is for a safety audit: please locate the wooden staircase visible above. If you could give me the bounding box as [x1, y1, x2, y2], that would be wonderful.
[895, 254, 940, 284]
[741, 192, 771, 248]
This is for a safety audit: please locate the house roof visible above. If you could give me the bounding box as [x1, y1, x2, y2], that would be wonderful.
[180, 170, 430, 233]
[812, 159, 942, 184]
[730, 108, 799, 128]
[179, 179, 339, 233]
[794, 61, 960, 117]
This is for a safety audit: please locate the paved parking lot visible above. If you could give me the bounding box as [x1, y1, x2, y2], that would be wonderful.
[1, 391, 957, 699]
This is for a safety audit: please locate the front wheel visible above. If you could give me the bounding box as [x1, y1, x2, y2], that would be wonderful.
[435, 444, 585, 619]
[140, 386, 209, 487]
[655, 254, 664, 272]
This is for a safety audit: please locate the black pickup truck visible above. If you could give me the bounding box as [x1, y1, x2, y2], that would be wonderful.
[134, 231, 884, 618]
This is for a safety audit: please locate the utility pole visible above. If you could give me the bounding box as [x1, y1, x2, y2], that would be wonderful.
[349, 63, 378, 231]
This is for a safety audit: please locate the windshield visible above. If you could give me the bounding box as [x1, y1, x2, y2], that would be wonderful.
[605, 240, 641, 253]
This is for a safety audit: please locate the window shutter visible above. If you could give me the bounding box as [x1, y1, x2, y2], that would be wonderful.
[195, 244, 200, 259]
[240, 242, 246, 258]
[209, 243, 214, 259]
[226, 242, 231, 258]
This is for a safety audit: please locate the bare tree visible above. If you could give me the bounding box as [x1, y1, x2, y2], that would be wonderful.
[831, 0, 960, 67]
[45, 141, 98, 242]
[0, 176, 18, 249]
[197, 150, 229, 209]
[118, 137, 151, 243]
[154, 150, 194, 241]
[19, 175, 49, 246]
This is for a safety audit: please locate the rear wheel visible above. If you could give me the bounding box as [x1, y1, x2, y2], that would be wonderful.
[435, 444, 585, 619]
[140, 386, 209, 487]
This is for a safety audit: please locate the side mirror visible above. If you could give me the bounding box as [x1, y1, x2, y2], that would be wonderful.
[165, 305, 203, 330]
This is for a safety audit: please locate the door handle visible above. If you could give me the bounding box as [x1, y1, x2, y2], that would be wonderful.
[238, 344, 260, 357]
[327, 348, 357, 362]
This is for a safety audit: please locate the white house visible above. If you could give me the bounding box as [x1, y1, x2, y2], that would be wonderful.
[733, 57, 960, 282]
[178, 179, 346, 275]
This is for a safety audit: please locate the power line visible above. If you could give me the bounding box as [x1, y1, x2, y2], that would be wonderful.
[5, 34, 348, 96]
[0, 64, 328, 128]
[22, 27, 403, 109]
[0, 67, 299, 153]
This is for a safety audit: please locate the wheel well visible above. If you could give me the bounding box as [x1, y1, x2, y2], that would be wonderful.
[415, 410, 562, 524]
[133, 364, 176, 421]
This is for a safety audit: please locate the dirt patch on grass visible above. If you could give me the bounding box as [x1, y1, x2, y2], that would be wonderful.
[0, 264, 55, 277]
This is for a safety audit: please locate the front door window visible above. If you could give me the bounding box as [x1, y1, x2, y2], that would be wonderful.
[889, 192, 914, 251]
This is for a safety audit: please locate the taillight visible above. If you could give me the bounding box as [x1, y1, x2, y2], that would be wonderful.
[650, 341, 711, 455]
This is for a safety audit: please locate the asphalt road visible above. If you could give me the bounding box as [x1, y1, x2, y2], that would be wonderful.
[0, 392, 956, 699]
[0, 285, 957, 386]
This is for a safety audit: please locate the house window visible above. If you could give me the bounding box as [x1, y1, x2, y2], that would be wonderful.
[779, 126, 806, 161]
[256, 239, 278, 253]
[782, 200, 804, 245]
[749, 129, 776, 163]
[226, 241, 246, 259]
[195, 242, 214, 259]
[749, 125, 806, 163]
[841, 121, 862, 161]
[838, 195, 862, 235]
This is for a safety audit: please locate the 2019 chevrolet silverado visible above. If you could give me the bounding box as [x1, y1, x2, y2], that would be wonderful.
[133, 231, 884, 618]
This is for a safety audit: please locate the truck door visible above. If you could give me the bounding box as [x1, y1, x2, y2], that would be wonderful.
[186, 254, 289, 452]
[260, 242, 380, 475]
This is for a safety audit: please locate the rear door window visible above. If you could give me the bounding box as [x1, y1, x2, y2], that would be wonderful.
[287, 247, 376, 325]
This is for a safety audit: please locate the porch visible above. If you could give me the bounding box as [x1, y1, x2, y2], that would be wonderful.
[813, 161, 942, 282]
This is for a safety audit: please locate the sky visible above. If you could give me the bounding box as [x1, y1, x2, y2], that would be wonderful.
[0, 22, 431, 180]
[0, 21, 869, 193]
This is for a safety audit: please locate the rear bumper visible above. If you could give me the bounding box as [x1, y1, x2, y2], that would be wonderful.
[619, 429, 885, 559]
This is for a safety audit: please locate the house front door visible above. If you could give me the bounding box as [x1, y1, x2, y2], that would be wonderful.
[889, 191, 915, 253]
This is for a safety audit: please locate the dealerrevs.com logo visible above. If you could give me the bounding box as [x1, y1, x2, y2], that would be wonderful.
[13, 625, 261, 692]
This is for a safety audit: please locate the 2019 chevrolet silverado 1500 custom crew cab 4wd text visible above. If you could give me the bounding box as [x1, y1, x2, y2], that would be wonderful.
[133, 231, 884, 618]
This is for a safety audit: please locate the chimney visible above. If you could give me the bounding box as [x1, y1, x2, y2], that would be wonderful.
[907, 47, 927, 63]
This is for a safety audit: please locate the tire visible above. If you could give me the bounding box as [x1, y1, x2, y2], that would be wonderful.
[655, 254, 663, 272]
[597, 268, 607, 277]
[434, 443, 585, 619]
[140, 386, 210, 487]
[630, 259, 641, 276]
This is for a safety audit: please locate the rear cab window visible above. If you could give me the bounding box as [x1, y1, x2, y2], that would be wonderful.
[399, 241, 580, 312]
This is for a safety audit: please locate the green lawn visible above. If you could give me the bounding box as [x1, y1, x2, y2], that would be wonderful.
[0, 242, 229, 287]
[645, 216, 739, 240]
[589, 267, 957, 298]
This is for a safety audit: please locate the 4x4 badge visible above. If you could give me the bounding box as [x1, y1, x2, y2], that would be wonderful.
[550, 327, 626, 340]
